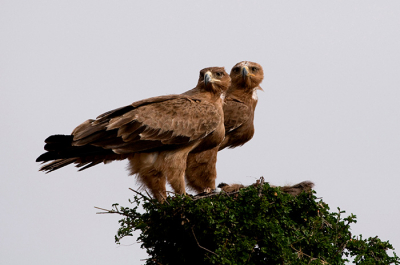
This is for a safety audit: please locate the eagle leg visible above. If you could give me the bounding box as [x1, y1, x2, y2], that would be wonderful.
[185, 148, 217, 193]
[164, 150, 192, 197]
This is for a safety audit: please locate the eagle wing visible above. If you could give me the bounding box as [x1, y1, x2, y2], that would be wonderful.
[37, 95, 222, 172]
[72, 95, 221, 152]
[223, 98, 251, 133]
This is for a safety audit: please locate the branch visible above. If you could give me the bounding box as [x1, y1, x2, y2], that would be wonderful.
[258, 176, 265, 197]
[192, 190, 240, 200]
[191, 227, 218, 256]
[129, 187, 151, 200]
[94, 206, 118, 214]
[94, 206, 131, 218]
[290, 244, 329, 264]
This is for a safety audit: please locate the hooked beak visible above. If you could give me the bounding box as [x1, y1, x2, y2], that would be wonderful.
[241, 66, 255, 80]
[242, 66, 249, 79]
[204, 71, 212, 86]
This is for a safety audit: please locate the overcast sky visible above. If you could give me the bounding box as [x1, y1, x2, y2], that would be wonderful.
[1, 1, 399, 264]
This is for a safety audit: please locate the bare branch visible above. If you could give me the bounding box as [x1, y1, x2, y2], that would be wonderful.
[258, 176, 265, 197]
[129, 187, 151, 200]
[94, 206, 113, 212]
[191, 227, 218, 256]
[193, 190, 240, 200]
[290, 244, 329, 264]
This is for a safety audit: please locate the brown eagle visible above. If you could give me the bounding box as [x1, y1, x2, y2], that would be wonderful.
[185, 61, 264, 193]
[36, 67, 231, 201]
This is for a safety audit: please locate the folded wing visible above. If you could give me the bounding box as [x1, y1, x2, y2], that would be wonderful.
[223, 98, 251, 133]
[37, 95, 221, 172]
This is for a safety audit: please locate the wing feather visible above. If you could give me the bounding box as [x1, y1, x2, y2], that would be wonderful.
[72, 119, 107, 140]
[70, 95, 221, 153]
[117, 122, 142, 138]
[223, 99, 251, 133]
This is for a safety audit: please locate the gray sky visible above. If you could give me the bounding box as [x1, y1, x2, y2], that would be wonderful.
[1, 1, 399, 264]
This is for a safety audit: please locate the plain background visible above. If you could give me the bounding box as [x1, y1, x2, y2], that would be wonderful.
[1, 1, 399, 264]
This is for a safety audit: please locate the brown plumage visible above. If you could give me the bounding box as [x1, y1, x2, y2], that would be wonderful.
[185, 61, 264, 193]
[218, 181, 315, 196]
[36, 67, 231, 201]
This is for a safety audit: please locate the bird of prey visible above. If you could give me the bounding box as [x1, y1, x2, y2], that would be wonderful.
[36, 67, 231, 201]
[185, 61, 264, 193]
[218, 181, 315, 196]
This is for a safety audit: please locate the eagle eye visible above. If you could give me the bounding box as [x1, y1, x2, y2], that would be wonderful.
[251, 67, 258, 72]
[216, 72, 223, 77]
[232, 67, 240, 73]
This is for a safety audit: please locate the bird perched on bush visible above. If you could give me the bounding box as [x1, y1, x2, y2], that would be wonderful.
[37, 67, 231, 201]
[185, 61, 264, 193]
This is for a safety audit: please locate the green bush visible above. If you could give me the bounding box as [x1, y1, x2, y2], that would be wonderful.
[104, 183, 399, 264]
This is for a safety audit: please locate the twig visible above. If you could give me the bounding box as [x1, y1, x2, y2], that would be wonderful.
[140, 258, 163, 265]
[258, 176, 265, 197]
[336, 239, 350, 256]
[191, 227, 218, 256]
[142, 190, 158, 205]
[222, 238, 229, 252]
[334, 209, 340, 245]
[129, 187, 151, 200]
[193, 190, 240, 200]
[245, 246, 255, 264]
[94, 206, 133, 218]
[222, 189, 230, 197]
[94, 206, 121, 214]
[158, 191, 170, 204]
[144, 189, 152, 198]
[94, 206, 114, 212]
[290, 244, 329, 264]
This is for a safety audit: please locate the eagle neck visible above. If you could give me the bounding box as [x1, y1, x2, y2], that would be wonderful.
[226, 85, 258, 111]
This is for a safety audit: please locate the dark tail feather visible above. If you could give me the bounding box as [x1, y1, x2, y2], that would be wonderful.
[39, 158, 78, 173]
[36, 152, 59, 162]
[36, 134, 74, 162]
[45, 134, 74, 144]
[77, 161, 103, 171]
[37, 133, 114, 161]
[44, 142, 73, 151]
[36, 133, 117, 172]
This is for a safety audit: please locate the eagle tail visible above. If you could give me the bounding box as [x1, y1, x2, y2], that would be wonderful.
[36, 134, 118, 172]
[39, 158, 78, 173]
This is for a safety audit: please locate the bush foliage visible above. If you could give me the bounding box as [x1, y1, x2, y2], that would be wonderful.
[104, 182, 399, 264]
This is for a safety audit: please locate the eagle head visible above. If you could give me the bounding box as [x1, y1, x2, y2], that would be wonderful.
[198, 67, 231, 96]
[230, 61, 264, 92]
